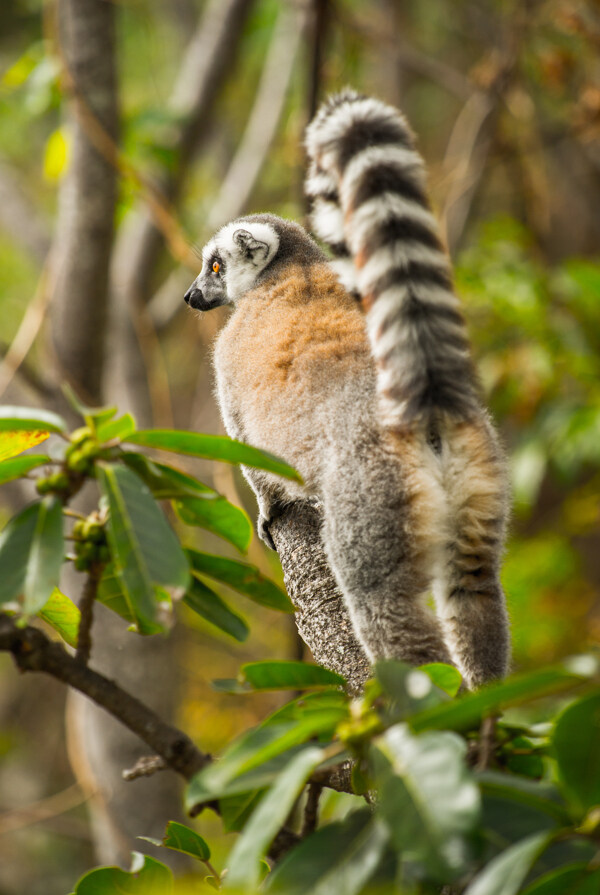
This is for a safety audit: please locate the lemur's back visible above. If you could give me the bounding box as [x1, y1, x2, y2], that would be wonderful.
[214, 261, 376, 492]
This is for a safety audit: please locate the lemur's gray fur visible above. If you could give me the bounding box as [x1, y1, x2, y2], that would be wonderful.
[184, 91, 510, 687]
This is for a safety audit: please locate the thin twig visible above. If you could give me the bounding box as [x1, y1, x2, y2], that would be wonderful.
[0, 260, 54, 399]
[0, 782, 90, 835]
[301, 782, 322, 838]
[122, 755, 167, 781]
[75, 566, 102, 665]
[476, 715, 498, 771]
[206, 0, 310, 231]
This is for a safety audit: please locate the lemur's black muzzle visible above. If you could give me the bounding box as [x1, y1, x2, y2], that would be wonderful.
[184, 284, 207, 310]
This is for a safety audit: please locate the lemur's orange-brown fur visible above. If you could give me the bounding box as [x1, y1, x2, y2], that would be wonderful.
[186, 90, 510, 687]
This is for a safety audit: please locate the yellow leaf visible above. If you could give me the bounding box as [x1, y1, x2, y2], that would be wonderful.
[43, 128, 69, 182]
[0, 430, 49, 462]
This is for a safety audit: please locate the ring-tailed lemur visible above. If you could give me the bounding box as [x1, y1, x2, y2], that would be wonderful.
[184, 91, 510, 687]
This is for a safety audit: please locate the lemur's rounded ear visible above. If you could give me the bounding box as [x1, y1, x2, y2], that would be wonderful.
[233, 229, 270, 261]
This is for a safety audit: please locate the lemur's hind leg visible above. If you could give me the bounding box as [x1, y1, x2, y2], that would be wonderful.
[321, 429, 453, 666]
[433, 419, 510, 689]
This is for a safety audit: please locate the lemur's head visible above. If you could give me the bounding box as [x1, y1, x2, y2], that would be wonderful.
[184, 214, 324, 310]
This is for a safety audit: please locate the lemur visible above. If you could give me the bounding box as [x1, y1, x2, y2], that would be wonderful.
[184, 90, 510, 688]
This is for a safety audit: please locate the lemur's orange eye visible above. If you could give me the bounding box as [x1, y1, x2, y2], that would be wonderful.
[212, 261, 220, 274]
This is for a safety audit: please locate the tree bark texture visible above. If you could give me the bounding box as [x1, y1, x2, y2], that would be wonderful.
[50, 0, 118, 404]
[270, 502, 371, 695]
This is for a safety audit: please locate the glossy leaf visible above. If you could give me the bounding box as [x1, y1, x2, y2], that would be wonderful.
[220, 790, 265, 833]
[0, 405, 67, 434]
[97, 464, 189, 631]
[38, 587, 81, 648]
[0, 454, 50, 484]
[410, 664, 595, 734]
[158, 821, 211, 861]
[187, 548, 293, 612]
[95, 413, 136, 443]
[240, 660, 345, 691]
[0, 503, 40, 605]
[478, 771, 569, 826]
[183, 577, 249, 642]
[463, 832, 554, 895]
[0, 432, 50, 462]
[71, 852, 173, 895]
[0, 499, 64, 613]
[121, 452, 215, 499]
[127, 429, 302, 482]
[522, 864, 600, 895]
[372, 725, 480, 880]
[552, 691, 600, 816]
[186, 714, 339, 811]
[96, 566, 163, 635]
[420, 662, 463, 697]
[175, 497, 252, 553]
[266, 808, 389, 895]
[23, 496, 64, 614]
[225, 746, 324, 891]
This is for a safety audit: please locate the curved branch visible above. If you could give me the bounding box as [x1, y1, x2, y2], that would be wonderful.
[0, 613, 210, 780]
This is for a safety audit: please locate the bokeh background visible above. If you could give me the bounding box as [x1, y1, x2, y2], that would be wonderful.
[0, 0, 598, 891]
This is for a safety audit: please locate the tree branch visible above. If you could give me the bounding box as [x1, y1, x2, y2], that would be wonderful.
[270, 501, 371, 696]
[0, 613, 210, 780]
[49, 0, 119, 403]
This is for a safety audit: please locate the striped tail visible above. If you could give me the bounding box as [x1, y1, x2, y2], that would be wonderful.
[305, 90, 480, 429]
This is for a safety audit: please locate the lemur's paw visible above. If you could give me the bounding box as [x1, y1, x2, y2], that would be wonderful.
[257, 513, 277, 551]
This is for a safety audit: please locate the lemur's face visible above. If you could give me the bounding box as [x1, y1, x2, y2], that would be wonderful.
[184, 220, 280, 311]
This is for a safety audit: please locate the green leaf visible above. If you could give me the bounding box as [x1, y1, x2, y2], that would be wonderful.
[0, 405, 67, 434]
[23, 496, 64, 614]
[95, 413, 136, 443]
[553, 691, 600, 816]
[522, 864, 600, 895]
[225, 746, 325, 891]
[185, 714, 339, 812]
[410, 664, 595, 734]
[0, 499, 64, 613]
[158, 820, 211, 861]
[121, 453, 215, 499]
[266, 808, 389, 895]
[419, 663, 463, 697]
[97, 464, 189, 631]
[127, 429, 302, 482]
[220, 790, 265, 833]
[372, 725, 480, 880]
[240, 660, 345, 691]
[463, 832, 554, 895]
[71, 852, 173, 894]
[38, 587, 80, 648]
[183, 577, 249, 642]
[186, 548, 293, 612]
[0, 503, 40, 605]
[175, 497, 252, 552]
[478, 771, 569, 826]
[0, 455, 50, 485]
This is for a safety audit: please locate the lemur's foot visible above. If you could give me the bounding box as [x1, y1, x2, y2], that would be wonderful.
[257, 513, 277, 550]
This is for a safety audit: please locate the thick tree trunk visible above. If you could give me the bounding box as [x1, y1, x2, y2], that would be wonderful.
[50, 0, 118, 404]
[270, 502, 371, 695]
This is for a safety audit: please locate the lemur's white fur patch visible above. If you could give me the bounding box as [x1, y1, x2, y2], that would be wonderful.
[202, 220, 280, 302]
